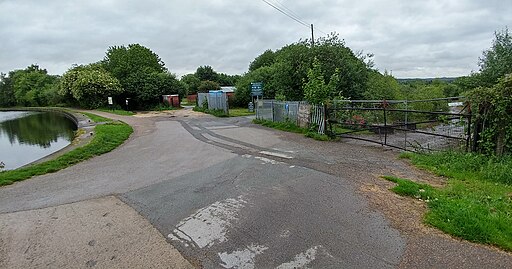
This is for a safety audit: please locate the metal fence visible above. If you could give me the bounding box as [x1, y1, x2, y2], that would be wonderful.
[198, 92, 229, 113]
[326, 97, 471, 152]
[256, 100, 302, 123]
[256, 100, 327, 134]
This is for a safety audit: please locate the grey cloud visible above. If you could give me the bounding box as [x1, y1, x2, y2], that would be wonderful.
[0, 0, 510, 78]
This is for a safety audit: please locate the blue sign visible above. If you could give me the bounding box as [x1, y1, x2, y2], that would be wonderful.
[251, 82, 263, 96]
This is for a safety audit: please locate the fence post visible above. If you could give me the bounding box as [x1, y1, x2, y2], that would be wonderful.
[404, 100, 408, 151]
[225, 93, 229, 116]
[323, 103, 328, 135]
[271, 100, 275, 122]
[466, 103, 472, 152]
[383, 101, 387, 146]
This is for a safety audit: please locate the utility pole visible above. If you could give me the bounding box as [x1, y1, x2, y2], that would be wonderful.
[311, 24, 315, 47]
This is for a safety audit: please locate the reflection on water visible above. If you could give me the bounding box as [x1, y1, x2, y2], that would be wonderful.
[0, 111, 77, 170]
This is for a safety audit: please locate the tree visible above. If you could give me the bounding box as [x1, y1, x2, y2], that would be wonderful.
[130, 72, 184, 108]
[478, 28, 512, 87]
[181, 74, 201, 95]
[303, 58, 339, 104]
[311, 34, 369, 100]
[365, 70, 401, 100]
[198, 80, 220, 93]
[217, 73, 240, 86]
[236, 33, 369, 102]
[3, 65, 59, 107]
[235, 65, 279, 107]
[102, 44, 181, 108]
[0, 73, 15, 107]
[60, 65, 122, 109]
[102, 44, 166, 86]
[195, 66, 218, 82]
[249, 49, 276, 72]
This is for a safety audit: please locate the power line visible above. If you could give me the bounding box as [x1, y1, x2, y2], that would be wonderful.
[260, 0, 330, 37]
[260, 0, 310, 29]
[273, 0, 304, 24]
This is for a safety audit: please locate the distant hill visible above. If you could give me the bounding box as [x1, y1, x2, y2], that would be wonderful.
[396, 77, 459, 83]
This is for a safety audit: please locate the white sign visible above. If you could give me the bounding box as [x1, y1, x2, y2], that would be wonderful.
[108, 97, 113, 105]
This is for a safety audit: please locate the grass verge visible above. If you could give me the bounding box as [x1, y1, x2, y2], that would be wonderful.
[97, 108, 135, 116]
[0, 119, 133, 186]
[193, 106, 229, 117]
[80, 112, 111, 123]
[384, 151, 512, 251]
[252, 118, 330, 141]
[229, 108, 255, 117]
[400, 151, 512, 185]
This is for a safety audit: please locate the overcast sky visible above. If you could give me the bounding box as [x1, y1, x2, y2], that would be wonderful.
[0, 0, 510, 78]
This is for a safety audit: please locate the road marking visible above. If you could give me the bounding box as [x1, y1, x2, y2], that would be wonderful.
[259, 151, 293, 159]
[218, 244, 268, 269]
[254, 156, 283, 165]
[276, 246, 322, 269]
[279, 230, 291, 238]
[206, 125, 239, 130]
[168, 196, 246, 248]
[272, 148, 296, 153]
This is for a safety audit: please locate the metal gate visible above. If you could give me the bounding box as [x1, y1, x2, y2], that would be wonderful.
[326, 97, 471, 152]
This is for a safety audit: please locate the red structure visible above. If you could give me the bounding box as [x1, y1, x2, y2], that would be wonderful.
[187, 94, 197, 104]
[162, 94, 180, 107]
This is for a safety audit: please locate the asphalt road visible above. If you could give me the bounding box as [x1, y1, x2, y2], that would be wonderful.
[1, 110, 511, 268]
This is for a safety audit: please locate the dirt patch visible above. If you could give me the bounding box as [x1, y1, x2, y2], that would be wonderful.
[134, 108, 209, 118]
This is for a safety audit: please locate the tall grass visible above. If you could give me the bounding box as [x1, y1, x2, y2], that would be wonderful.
[402, 151, 512, 185]
[386, 151, 512, 251]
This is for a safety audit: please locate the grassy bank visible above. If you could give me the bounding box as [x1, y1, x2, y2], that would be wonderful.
[252, 118, 330, 141]
[385, 151, 512, 251]
[0, 114, 133, 186]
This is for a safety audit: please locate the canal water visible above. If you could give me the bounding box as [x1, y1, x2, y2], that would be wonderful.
[0, 111, 77, 170]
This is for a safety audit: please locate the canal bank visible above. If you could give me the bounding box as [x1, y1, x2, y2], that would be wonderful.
[0, 107, 97, 170]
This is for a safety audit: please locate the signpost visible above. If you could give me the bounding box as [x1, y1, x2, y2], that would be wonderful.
[107, 97, 113, 111]
[251, 82, 263, 116]
[250, 82, 263, 96]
